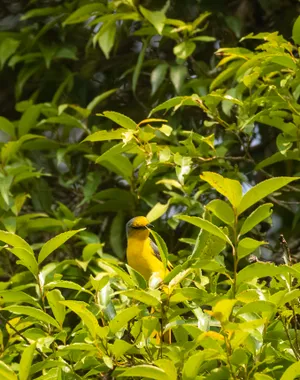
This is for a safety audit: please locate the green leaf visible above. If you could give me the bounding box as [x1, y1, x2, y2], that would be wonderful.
[87, 89, 117, 111]
[57, 343, 97, 352]
[98, 22, 116, 59]
[258, 116, 297, 136]
[119, 290, 160, 307]
[210, 60, 242, 91]
[120, 364, 169, 380]
[82, 243, 103, 261]
[237, 238, 267, 260]
[213, 299, 237, 322]
[155, 359, 177, 380]
[109, 305, 144, 334]
[159, 124, 172, 136]
[90, 274, 110, 292]
[38, 229, 84, 264]
[176, 215, 232, 246]
[63, 3, 106, 25]
[61, 300, 103, 339]
[82, 129, 124, 142]
[109, 340, 133, 359]
[0, 230, 33, 252]
[110, 211, 126, 259]
[97, 260, 136, 287]
[255, 151, 300, 170]
[19, 342, 36, 380]
[182, 349, 223, 380]
[277, 133, 292, 155]
[21, 6, 61, 20]
[0, 361, 17, 380]
[0, 117, 15, 138]
[19, 105, 41, 136]
[254, 374, 274, 380]
[126, 265, 147, 289]
[96, 143, 134, 182]
[140, 3, 169, 34]
[239, 203, 273, 236]
[201, 171, 242, 210]
[191, 36, 216, 42]
[237, 177, 300, 215]
[174, 153, 192, 184]
[101, 111, 137, 130]
[292, 16, 300, 44]
[169, 287, 207, 303]
[0, 175, 13, 207]
[151, 63, 169, 95]
[46, 290, 66, 327]
[173, 41, 196, 60]
[192, 229, 226, 260]
[236, 261, 300, 286]
[277, 289, 300, 306]
[0, 38, 20, 69]
[269, 55, 297, 70]
[170, 66, 188, 93]
[132, 39, 148, 93]
[206, 199, 235, 225]
[149, 96, 199, 115]
[44, 280, 92, 294]
[236, 300, 276, 316]
[4, 305, 60, 329]
[150, 230, 169, 269]
[147, 201, 170, 223]
[0, 290, 38, 307]
[8, 247, 38, 276]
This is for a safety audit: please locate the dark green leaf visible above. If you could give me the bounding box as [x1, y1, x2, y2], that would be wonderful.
[151, 64, 169, 95]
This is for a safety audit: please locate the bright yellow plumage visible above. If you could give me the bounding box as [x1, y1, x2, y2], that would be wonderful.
[126, 216, 167, 281]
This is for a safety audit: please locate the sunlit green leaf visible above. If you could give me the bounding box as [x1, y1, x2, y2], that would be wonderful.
[176, 215, 232, 245]
[100, 111, 137, 130]
[19, 342, 36, 380]
[237, 177, 300, 215]
[61, 300, 103, 339]
[46, 289, 66, 327]
[147, 201, 170, 222]
[201, 171, 242, 210]
[120, 364, 169, 380]
[0, 361, 17, 380]
[38, 229, 84, 264]
[4, 305, 60, 329]
[63, 3, 106, 25]
[150, 230, 169, 269]
[98, 22, 116, 59]
[109, 305, 144, 334]
[173, 41, 196, 60]
[237, 238, 267, 260]
[292, 15, 300, 44]
[239, 203, 273, 236]
[140, 3, 169, 34]
[206, 199, 235, 225]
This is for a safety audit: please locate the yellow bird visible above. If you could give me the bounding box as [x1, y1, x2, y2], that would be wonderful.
[126, 216, 172, 344]
[126, 216, 168, 281]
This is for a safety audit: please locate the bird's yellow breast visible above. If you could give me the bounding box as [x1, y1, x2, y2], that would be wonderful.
[126, 236, 166, 280]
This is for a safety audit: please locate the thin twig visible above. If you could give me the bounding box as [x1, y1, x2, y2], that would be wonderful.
[0, 312, 48, 359]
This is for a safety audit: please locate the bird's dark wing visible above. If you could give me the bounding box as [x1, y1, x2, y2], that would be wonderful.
[150, 239, 173, 270]
[150, 239, 162, 261]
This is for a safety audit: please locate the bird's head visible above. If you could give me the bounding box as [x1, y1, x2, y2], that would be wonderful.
[126, 216, 153, 239]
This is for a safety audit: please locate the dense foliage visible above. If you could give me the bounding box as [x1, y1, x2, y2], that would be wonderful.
[1, 1, 300, 379]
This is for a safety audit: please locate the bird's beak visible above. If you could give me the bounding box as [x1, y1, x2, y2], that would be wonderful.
[146, 223, 154, 229]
